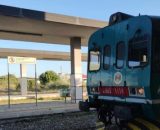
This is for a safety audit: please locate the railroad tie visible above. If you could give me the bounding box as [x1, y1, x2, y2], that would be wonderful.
[135, 118, 160, 130]
[96, 121, 105, 130]
[96, 118, 160, 130]
[127, 118, 160, 130]
[127, 122, 141, 130]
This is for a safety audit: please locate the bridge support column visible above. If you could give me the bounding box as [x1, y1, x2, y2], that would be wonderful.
[70, 37, 83, 103]
[20, 64, 27, 96]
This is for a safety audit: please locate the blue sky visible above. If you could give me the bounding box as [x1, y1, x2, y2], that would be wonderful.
[0, 0, 159, 77]
[1, 0, 160, 20]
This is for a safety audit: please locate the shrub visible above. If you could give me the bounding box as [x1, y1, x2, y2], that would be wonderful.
[47, 79, 69, 90]
[39, 71, 60, 85]
[27, 80, 35, 91]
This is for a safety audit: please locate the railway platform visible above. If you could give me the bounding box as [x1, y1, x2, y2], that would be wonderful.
[0, 101, 79, 119]
[1, 101, 160, 130]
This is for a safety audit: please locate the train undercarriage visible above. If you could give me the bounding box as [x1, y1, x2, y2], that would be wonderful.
[79, 99, 158, 129]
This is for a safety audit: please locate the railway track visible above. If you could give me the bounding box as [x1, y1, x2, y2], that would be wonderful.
[0, 111, 94, 124]
[0, 110, 100, 130]
[1, 110, 160, 130]
[96, 117, 160, 130]
[125, 117, 160, 130]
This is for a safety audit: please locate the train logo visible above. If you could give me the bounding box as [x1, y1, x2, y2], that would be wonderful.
[114, 72, 122, 85]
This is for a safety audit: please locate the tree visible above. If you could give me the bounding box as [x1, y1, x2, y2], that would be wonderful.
[0, 74, 19, 91]
[27, 79, 35, 90]
[39, 71, 59, 85]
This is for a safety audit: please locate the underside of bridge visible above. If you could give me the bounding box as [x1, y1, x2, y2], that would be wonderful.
[0, 5, 107, 102]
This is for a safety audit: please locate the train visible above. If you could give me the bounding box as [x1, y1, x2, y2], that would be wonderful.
[79, 12, 160, 126]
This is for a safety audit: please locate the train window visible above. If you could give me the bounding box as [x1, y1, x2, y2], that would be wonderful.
[89, 50, 100, 71]
[116, 42, 125, 68]
[103, 45, 111, 70]
[128, 32, 148, 68]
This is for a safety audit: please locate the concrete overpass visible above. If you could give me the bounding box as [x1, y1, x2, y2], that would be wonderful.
[0, 5, 106, 46]
[0, 5, 107, 102]
[0, 48, 87, 61]
[0, 48, 87, 96]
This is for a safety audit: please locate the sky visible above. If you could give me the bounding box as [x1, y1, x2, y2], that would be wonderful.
[0, 0, 160, 77]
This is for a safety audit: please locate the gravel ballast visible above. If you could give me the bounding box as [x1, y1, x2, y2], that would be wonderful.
[0, 111, 98, 130]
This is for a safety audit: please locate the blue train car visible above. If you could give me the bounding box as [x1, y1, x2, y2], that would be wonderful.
[79, 12, 160, 125]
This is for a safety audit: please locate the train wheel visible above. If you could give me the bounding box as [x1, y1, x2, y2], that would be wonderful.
[115, 116, 121, 126]
[97, 106, 114, 126]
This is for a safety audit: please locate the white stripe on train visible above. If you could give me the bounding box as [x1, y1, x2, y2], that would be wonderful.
[88, 95, 160, 104]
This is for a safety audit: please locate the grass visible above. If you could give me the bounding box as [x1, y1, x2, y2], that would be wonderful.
[0, 97, 65, 105]
[0, 89, 88, 106]
[0, 96, 88, 106]
[0, 90, 59, 95]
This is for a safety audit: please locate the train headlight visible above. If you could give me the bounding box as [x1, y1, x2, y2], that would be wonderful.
[112, 15, 117, 22]
[90, 87, 99, 94]
[92, 88, 95, 92]
[137, 88, 144, 96]
[129, 88, 136, 95]
[129, 87, 145, 96]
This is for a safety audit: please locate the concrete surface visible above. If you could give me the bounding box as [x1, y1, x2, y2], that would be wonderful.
[0, 101, 79, 119]
[0, 48, 87, 61]
[0, 5, 107, 46]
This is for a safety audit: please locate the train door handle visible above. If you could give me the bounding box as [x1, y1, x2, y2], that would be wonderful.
[99, 81, 102, 87]
[124, 81, 126, 87]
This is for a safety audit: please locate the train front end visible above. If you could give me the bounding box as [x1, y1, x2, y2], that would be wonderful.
[79, 12, 160, 124]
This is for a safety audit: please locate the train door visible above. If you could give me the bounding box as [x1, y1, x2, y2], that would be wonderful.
[111, 22, 128, 98]
[100, 27, 115, 88]
[87, 33, 102, 96]
[125, 18, 151, 99]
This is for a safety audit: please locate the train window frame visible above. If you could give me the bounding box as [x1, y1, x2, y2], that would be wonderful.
[116, 41, 125, 69]
[88, 49, 101, 72]
[128, 34, 149, 68]
[103, 45, 111, 70]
